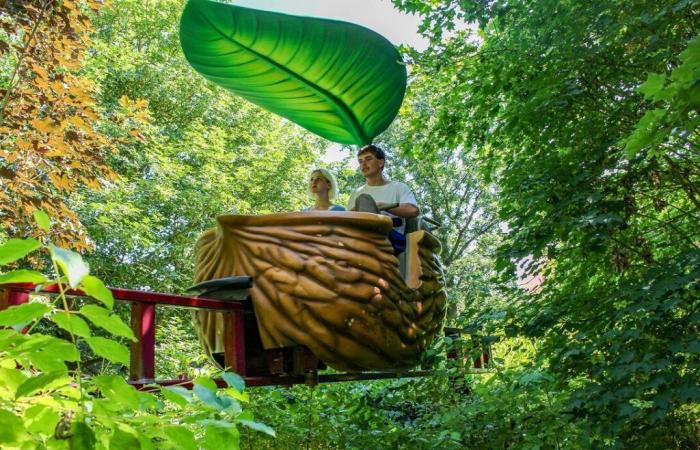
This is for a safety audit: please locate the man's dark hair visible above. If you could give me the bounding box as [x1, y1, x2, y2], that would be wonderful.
[358, 144, 386, 161]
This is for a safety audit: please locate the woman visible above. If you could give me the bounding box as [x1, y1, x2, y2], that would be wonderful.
[303, 168, 346, 212]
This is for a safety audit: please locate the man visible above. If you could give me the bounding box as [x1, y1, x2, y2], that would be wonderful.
[348, 144, 418, 238]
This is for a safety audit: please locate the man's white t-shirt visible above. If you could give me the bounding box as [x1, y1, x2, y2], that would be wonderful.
[347, 181, 418, 234]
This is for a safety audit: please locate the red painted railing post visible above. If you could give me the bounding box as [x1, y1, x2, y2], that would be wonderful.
[129, 302, 156, 381]
[1, 288, 31, 333]
[223, 310, 247, 376]
[0, 288, 29, 310]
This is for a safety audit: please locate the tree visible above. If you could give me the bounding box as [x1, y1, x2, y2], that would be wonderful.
[0, 0, 130, 251]
[375, 49, 501, 323]
[394, 0, 700, 446]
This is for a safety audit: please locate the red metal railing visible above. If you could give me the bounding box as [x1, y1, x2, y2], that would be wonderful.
[0, 284, 492, 388]
[0, 283, 248, 385]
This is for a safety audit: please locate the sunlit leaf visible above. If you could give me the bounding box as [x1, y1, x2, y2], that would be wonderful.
[49, 244, 89, 288]
[0, 368, 27, 400]
[0, 239, 41, 265]
[180, 0, 406, 145]
[161, 386, 192, 408]
[0, 302, 51, 326]
[202, 422, 239, 449]
[239, 419, 276, 437]
[85, 337, 130, 366]
[80, 275, 114, 309]
[0, 270, 48, 285]
[33, 210, 51, 231]
[51, 311, 92, 339]
[193, 376, 218, 392]
[163, 426, 197, 450]
[24, 404, 60, 436]
[69, 422, 96, 450]
[110, 428, 141, 450]
[15, 371, 70, 398]
[79, 305, 135, 341]
[93, 375, 140, 411]
[0, 410, 24, 443]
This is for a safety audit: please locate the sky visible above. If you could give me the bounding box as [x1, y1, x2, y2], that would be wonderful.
[231, 0, 428, 165]
[233, 0, 428, 50]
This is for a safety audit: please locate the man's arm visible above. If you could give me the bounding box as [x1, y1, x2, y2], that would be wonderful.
[377, 202, 420, 219]
[383, 203, 419, 218]
[381, 182, 419, 218]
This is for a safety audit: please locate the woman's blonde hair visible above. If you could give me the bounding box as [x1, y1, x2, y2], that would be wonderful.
[308, 168, 339, 200]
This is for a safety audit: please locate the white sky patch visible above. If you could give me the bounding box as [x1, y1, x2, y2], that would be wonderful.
[323, 143, 359, 168]
[232, 0, 428, 50]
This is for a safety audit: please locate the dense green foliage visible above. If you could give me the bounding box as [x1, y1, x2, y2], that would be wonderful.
[0, 224, 273, 448]
[394, 0, 700, 447]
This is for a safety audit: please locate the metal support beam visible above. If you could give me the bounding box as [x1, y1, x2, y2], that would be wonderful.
[223, 310, 247, 376]
[130, 302, 156, 381]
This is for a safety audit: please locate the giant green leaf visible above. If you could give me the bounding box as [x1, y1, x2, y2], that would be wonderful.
[179, 0, 406, 145]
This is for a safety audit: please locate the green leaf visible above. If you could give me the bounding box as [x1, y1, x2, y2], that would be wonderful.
[49, 245, 89, 289]
[193, 383, 223, 410]
[193, 376, 218, 392]
[239, 419, 276, 437]
[19, 337, 79, 372]
[222, 371, 245, 392]
[161, 386, 192, 407]
[79, 304, 136, 341]
[180, 0, 406, 145]
[51, 311, 92, 339]
[93, 375, 140, 411]
[33, 210, 51, 231]
[110, 428, 141, 450]
[85, 337, 130, 366]
[42, 339, 80, 362]
[15, 371, 69, 398]
[0, 238, 41, 265]
[0, 302, 51, 326]
[69, 422, 96, 450]
[202, 422, 239, 450]
[624, 108, 665, 157]
[0, 269, 48, 285]
[0, 368, 27, 400]
[638, 73, 666, 100]
[80, 275, 114, 309]
[164, 426, 197, 450]
[24, 404, 60, 436]
[679, 35, 700, 65]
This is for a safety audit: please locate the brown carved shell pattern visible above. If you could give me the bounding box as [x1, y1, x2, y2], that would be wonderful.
[193, 212, 446, 371]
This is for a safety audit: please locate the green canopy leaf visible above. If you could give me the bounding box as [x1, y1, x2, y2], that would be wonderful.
[0, 302, 51, 326]
[0, 270, 48, 285]
[51, 312, 92, 339]
[15, 371, 70, 399]
[180, 0, 407, 145]
[85, 337, 130, 366]
[0, 239, 41, 266]
[239, 419, 276, 437]
[79, 305, 136, 341]
[49, 245, 89, 289]
[80, 275, 114, 310]
[33, 210, 51, 231]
